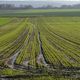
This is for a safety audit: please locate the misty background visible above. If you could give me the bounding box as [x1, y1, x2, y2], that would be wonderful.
[0, 1, 80, 9]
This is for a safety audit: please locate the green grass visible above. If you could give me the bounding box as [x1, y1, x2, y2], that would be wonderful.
[1, 9, 80, 16]
[0, 18, 11, 26]
[0, 68, 26, 76]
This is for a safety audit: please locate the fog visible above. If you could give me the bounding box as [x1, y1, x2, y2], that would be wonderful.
[0, 1, 80, 8]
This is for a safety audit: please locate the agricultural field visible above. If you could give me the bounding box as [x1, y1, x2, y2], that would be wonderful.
[1, 9, 80, 16]
[0, 16, 80, 80]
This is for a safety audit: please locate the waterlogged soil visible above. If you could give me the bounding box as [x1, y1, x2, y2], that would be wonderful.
[37, 32, 48, 67]
[5, 51, 20, 68]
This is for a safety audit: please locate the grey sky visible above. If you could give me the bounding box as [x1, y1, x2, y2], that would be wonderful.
[0, 0, 80, 8]
[0, 0, 80, 1]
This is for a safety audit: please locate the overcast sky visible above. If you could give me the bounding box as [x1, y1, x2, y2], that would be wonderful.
[0, 0, 80, 8]
[0, 0, 80, 1]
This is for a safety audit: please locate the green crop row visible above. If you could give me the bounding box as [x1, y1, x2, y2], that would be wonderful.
[0, 16, 80, 79]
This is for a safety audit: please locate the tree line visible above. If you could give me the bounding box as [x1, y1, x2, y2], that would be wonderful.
[0, 4, 80, 9]
[0, 4, 33, 9]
